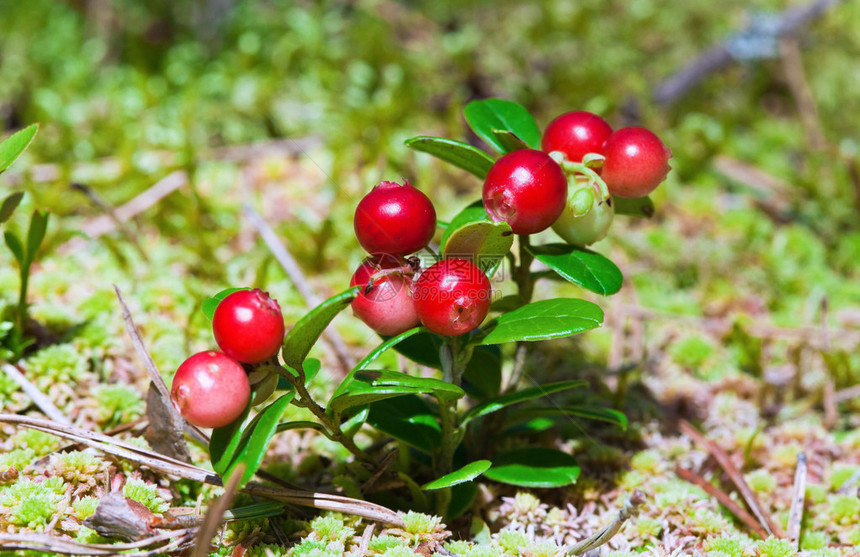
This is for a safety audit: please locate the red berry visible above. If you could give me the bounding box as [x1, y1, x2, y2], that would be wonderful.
[354, 180, 437, 256]
[171, 351, 250, 428]
[601, 127, 672, 198]
[213, 289, 285, 364]
[482, 149, 567, 235]
[541, 111, 613, 163]
[412, 258, 492, 336]
[350, 255, 420, 336]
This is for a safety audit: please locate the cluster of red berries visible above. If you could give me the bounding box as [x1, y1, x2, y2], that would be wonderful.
[484, 111, 671, 244]
[171, 289, 285, 428]
[351, 180, 492, 338]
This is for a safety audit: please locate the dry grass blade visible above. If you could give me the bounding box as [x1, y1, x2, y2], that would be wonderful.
[114, 285, 194, 462]
[787, 453, 808, 547]
[675, 466, 768, 539]
[680, 420, 783, 538]
[1, 362, 72, 425]
[567, 490, 645, 555]
[0, 529, 195, 556]
[0, 413, 404, 526]
[191, 463, 246, 557]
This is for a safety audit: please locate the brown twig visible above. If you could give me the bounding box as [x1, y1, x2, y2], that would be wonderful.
[787, 453, 808, 548]
[779, 37, 827, 150]
[679, 420, 784, 538]
[1, 362, 72, 425]
[0, 529, 196, 556]
[242, 204, 357, 374]
[70, 182, 148, 260]
[675, 466, 768, 539]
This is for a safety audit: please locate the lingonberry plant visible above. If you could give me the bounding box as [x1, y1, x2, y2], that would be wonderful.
[171, 98, 671, 518]
[171, 351, 251, 428]
[213, 288, 285, 364]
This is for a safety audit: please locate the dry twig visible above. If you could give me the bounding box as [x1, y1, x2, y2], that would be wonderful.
[191, 463, 245, 557]
[566, 490, 645, 555]
[675, 466, 768, 539]
[787, 453, 808, 548]
[680, 420, 784, 538]
[1, 362, 72, 425]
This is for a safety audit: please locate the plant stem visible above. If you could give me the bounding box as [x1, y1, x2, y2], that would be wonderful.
[507, 235, 535, 392]
[276, 366, 375, 465]
[436, 336, 467, 515]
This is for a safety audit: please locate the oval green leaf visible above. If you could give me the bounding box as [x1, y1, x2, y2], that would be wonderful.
[221, 393, 294, 489]
[26, 210, 49, 263]
[209, 405, 252, 476]
[508, 406, 628, 430]
[613, 195, 655, 218]
[422, 460, 491, 490]
[405, 136, 494, 179]
[462, 344, 501, 400]
[366, 395, 440, 453]
[464, 99, 541, 153]
[0, 192, 24, 225]
[476, 298, 603, 345]
[4, 231, 24, 265]
[448, 480, 479, 519]
[353, 369, 465, 401]
[483, 447, 580, 488]
[490, 129, 530, 153]
[461, 380, 587, 426]
[0, 124, 39, 174]
[201, 287, 249, 321]
[277, 358, 322, 391]
[282, 287, 359, 369]
[439, 200, 488, 248]
[527, 244, 622, 296]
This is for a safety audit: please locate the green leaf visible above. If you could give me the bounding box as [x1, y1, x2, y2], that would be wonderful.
[390, 330, 445, 369]
[490, 294, 526, 313]
[440, 200, 511, 277]
[275, 420, 326, 434]
[461, 380, 587, 426]
[201, 287, 249, 321]
[423, 460, 491, 490]
[490, 129, 530, 153]
[613, 195, 655, 218]
[366, 395, 440, 453]
[209, 406, 252, 475]
[330, 369, 464, 414]
[464, 99, 540, 153]
[331, 327, 425, 401]
[26, 210, 49, 263]
[476, 298, 603, 345]
[0, 192, 24, 225]
[439, 201, 488, 248]
[526, 244, 622, 296]
[509, 406, 628, 429]
[222, 393, 294, 489]
[341, 405, 369, 437]
[282, 287, 359, 369]
[462, 344, 501, 400]
[405, 136, 494, 179]
[501, 417, 556, 436]
[0, 124, 38, 174]
[484, 448, 580, 488]
[357, 369, 464, 400]
[4, 231, 25, 265]
[277, 358, 322, 390]
[225, 501, 286, 521]
[448, 481, 478, 519]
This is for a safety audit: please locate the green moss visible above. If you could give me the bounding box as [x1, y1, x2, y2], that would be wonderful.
[13, 429, 59, 456]
[122, 478, 169, 514]
[800, 531, 829, 551]
[829, 464, 860, 491]
[0, 448, 35, 472]
[703, 534, 745, 557]
[0, 478, 65, 528]
[443, 541, 471, 555]
[630, 449, 661, 474]
[634, 516, 662, 537]
[309, 514, 354, 543]
[670, 335, 716, 369]
[496, 530, 528, 553]
[746, 469, 777, 495]
[380, 548, 419, 557]
[827, 494, 860, 524]
[400, 511, 442, 535]
[755, 537, 795, 557]
[54, 450, 105, 481]
[806, 484, 827, 505]
[72, 495, 100, 519]
[368, 536, 407, 553]
[94, 384, 144, 426]
[24, 343, 89, 387]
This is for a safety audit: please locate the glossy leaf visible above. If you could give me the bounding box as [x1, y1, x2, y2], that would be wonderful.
[476, 298, 603, 345]
[390, 330, 445, 368]
[202, 287, 249, 321]
[448, 481, 478, 519]
[405, 136, 494, 179]
[209, 405, 252, 476]
[275, 420, 326, 434]
[439, 200, 488, 248]
[613, 195, 655, 218]
[331, 327, 424, 401]
[443, 220, 513, 274]
[422, 460, 491, 490]
[222, 393, 294, 489]
[0, 192, 24, 225]
[282, 287, 359, 369]
[278, 358, 322, 388]
[0, 124, 38, 174]
[526, 243, 622, 295]
[4, 231, 24, 265]
[226, 501, 286, 520]
[490, 129, 530, 153]
[464, 99, 541, 153]
[484, 447, 580, 488]
[461, 380, 587, 425]
[341, 405, 369, 437]
[501, 417, 556, 436]
[330, 369, 464, 414]
[490, 294, 526, 313]
[509, 406, 628, 429]
[462, 344, 502, 400]
[366, 395, 440, 453]
[26, 210, 49, 263]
